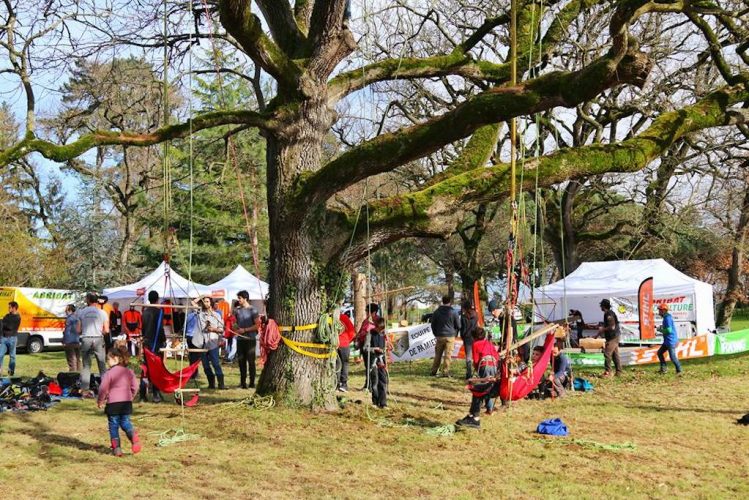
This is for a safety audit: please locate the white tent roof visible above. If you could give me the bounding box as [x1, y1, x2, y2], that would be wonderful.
[535, 259, 715, 334]
[102, 261, 213, 301]
[208, 265, 269, 301]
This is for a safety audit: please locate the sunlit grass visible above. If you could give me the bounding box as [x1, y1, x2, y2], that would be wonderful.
[1, 348, 748, 499]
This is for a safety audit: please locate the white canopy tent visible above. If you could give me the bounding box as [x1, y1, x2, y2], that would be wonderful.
[534, 259, 715, 337]
[102, 261, 214, 301]
[208, 264, 269, 304]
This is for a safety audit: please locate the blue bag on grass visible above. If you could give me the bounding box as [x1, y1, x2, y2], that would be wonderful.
[573, 377, 594, 392]
[537, 418, 569, 436]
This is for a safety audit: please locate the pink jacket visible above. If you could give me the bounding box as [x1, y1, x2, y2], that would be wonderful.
[97, 365, 138, 405]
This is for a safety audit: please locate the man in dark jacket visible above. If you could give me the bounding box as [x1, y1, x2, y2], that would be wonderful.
[0, 301, 21, 376]
[430, 295, 460, 377]
[140, 290, 165, 402]
[599, 299, 622, 377]
[459, 300, 479, 379]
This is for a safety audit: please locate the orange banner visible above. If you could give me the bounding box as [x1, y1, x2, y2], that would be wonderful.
[473, 281, 484, 327]
[638, 277, 655, 340]
[629, 335, 710, 365]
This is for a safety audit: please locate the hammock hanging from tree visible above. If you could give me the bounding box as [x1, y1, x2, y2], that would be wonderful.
[143, 348, 201, 393]
[499, 333, 555, 401]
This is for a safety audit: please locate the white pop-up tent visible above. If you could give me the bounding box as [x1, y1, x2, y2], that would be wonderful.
[102, 261, 214, 301]
[208, 264, 269, 302]
[534, 259, 715, 337]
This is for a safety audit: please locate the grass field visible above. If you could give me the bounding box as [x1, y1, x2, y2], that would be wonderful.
[1, 344, 748, 499]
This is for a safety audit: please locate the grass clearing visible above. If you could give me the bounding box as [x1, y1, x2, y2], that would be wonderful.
[1, 348, 748, 499]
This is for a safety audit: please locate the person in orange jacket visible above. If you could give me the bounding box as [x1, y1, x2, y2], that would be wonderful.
[122, 306, 143, 357]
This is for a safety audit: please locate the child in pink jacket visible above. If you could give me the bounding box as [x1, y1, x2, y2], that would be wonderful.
[97, 344, 141, 456]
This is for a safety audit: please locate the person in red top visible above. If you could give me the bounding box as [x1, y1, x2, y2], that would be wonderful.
[122, 306, 142, 357]
[162, 299, 174, 339]
[456, 327, 499, 429]
[337, 311, 356, 392]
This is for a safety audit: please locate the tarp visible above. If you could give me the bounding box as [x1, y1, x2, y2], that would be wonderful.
[102, 261, 214, 301]
[207, 265, 269, 301]
[534, 259, 715, 337]
[387, 323, 463, 362]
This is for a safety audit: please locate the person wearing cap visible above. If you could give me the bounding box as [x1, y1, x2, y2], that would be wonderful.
[656, 304, 682, 375]
[598, 299, 622, 377]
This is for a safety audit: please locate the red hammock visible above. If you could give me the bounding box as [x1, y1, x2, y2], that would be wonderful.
[143, 348, 201, 394]
[499, 333, 555, 401]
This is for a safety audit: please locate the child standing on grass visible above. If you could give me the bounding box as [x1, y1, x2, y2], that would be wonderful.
[369, 317, 389, 408]
[97, 344, 141, 456]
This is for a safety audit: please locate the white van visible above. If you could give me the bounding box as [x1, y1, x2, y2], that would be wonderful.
[0, 287, 83, 353]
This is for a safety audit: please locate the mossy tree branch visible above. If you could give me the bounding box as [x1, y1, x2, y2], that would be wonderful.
[218, 0, 301, 89]
[330, 84, 748, 264]
[0, 109, 273, 167]
[303, 48, 653, 211]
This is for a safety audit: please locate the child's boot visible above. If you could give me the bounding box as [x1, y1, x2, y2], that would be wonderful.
[111, 438, 123, 457]
[126, 430, 142, 454]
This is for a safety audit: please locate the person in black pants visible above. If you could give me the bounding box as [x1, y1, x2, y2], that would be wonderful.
[369, 318, 388, 408]
[234, 290, 259, 389]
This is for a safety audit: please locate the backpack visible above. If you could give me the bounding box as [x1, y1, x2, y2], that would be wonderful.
[536, 418, 569, 436]
[573, 377, 594, 392]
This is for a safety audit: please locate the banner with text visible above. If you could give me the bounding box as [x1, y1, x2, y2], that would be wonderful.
[387, 323, 463, 362]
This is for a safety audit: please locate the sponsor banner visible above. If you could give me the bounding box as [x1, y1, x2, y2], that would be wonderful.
[610, 294, 695, 323]
[638, 278, 655, 340]
[387, 323, 462, 362]
[569, 334, 715, 367]
[713, 329, 749, 356]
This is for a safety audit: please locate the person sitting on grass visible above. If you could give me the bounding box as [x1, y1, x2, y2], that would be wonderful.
[456, 327, 499, 429]
[97, 344, 141, 457]
[369, 317, 389, 409]
[547, 344, 571, 397]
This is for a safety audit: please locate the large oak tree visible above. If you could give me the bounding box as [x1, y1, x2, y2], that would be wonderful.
[0, 0, 747, 408]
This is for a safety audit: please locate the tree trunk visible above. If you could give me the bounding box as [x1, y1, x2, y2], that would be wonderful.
[716, 182, 749, 328]
[256, 97, 340, 410]
[353, 272, 367, 329]
[444, 264, 455, 301]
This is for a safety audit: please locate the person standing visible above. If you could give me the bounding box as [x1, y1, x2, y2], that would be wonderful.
[196, 296, 225, 390]
[97, 344, 141, 456]
[598, 299, 622, 377]
[62, 304, 81, 372]
[430, 295, 461, 378]
[96, 295, 114, 349]
[0, 301, 21, 376]
[456, 327, 499, 429]
[568, 309, 584, 347]
[140, 291, 165, 402]
[356, 303, 380, 390]
[110, 302, 123, 344]
[369, 317, 389, 408]
[459, 300, 479, 379]
[656, 304, 682, 375]
[234, 291, 259, 389]
[122, 305, 142, 357]
[78, 293, 110, 396]
[337, 310, 356, 392]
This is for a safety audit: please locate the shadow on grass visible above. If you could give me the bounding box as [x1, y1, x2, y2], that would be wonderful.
[15, 412, 111, 457]
[389, 390, 466, 409]
[583, 400, 746, 415]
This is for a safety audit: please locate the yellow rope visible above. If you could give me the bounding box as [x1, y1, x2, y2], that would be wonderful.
[280, 336, 337, 359]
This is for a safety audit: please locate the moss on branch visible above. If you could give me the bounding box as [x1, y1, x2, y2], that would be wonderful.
[331, 84, 747, 256]
[0, 109, 272, 166]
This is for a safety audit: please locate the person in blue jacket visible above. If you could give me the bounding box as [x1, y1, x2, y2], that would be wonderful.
[656, 304, 682, 375]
